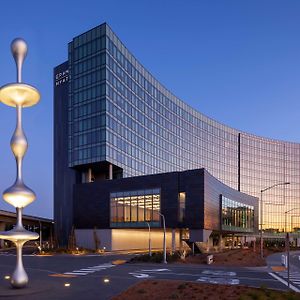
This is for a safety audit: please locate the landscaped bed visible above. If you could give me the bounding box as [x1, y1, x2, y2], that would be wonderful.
[130, 247, 287, 267]
[112, 279, 300, 300]
[184, 248, 266, 267]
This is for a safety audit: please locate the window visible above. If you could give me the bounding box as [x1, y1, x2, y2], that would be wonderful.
[110, 189, 160, 227]
[221, 195, 254, 232]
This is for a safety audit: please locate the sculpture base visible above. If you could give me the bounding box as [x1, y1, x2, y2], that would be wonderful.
[0, 279, 51, 296]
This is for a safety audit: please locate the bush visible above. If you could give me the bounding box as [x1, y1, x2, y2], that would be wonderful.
[130, 251, 188, 263]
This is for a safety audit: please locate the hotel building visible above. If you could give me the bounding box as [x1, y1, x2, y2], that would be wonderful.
[54, 23, 298, 250]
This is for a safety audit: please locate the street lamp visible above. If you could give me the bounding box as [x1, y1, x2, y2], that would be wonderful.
[39, 220, 42, 251]
[146, 222, 152, 257]
[260, 182, 290, 258]
[158, 212, 167, 264]
[284, 207, 300, 289]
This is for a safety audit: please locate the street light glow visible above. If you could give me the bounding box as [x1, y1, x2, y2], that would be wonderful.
[4, 275, 10, 280]
[103, 278, 110, 283]
[64, 283, 71, 287]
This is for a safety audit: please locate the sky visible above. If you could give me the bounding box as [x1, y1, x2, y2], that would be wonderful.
[0, 1, 300, 218]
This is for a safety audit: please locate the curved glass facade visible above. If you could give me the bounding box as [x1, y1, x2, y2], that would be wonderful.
[67, 23, 300, 232]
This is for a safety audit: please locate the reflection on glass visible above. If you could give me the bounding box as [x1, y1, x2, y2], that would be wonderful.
[221, 195, 254, 232]
[110, 189, 160, 227]
[138, 196, 145, 222]
[68, 24, 300, 233]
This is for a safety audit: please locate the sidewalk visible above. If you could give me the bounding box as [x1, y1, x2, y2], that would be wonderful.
[266, 251, 300, 272]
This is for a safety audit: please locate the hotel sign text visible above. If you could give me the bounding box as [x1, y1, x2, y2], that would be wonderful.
[55, 69, 69, 86]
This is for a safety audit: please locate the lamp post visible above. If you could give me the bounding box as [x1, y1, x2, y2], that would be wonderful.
[158, 212, 167, 264]
[260, 182, 290, 259]
[39, 220, 42, 252]
[146, 222, 152, 257]
[284, 207, 299, 289]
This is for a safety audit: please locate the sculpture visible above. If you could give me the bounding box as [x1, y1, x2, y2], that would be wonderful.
[0, 38, 40, 288]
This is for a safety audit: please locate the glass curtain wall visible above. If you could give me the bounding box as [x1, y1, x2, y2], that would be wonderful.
[110, 189, 160, 227]
[221, 195, 254, 232]
[67, 23, 300, 232]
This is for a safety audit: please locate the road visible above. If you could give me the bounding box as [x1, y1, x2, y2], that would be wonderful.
[267, 250, 300, 292]
[0, 251, 292, 300]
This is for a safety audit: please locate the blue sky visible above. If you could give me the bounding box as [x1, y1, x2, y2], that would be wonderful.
[0, 1, 299, 218]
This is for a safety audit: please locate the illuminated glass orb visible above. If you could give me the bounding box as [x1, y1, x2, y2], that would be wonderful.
[0, 83, 40, 107]
[3, 183, 36, 208]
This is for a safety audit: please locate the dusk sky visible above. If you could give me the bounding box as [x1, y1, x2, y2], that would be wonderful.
[0, 1, 299, 218]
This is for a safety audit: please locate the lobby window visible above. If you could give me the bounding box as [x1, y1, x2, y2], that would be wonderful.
[110, 189, 160, 227]
[221, 195, 254, 233]
[178, 192, 186, 223]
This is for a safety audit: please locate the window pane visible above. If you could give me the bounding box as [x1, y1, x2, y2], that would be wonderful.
[138, 195, 145, 222]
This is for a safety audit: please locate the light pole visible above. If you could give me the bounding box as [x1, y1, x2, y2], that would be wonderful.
[39, 220, 42, 252]
[260, 182, 290, 259]
[146, 222, 152, 257]
[158, 212, 167, 264]
[284, 207, 300, 289]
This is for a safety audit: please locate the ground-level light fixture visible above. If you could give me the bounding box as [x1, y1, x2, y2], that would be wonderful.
[103, 278, 110, 283]
[4, 276, 10, 280]
[64, 283, 71, 287]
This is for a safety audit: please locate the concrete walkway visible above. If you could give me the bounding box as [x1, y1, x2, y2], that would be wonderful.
[266, 251, 300, 292]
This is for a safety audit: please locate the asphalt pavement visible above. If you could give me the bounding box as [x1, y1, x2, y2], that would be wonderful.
[0, 251, 294, 300]
[267, 250, 300, 292]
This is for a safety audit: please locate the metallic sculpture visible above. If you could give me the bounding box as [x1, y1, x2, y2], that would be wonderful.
[0, 38, 40, 288]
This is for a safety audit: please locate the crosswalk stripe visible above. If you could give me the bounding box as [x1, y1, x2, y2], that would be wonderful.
[269, 273, 300, 292]
[74, 270, 95, 273]
[64, 272, 87, 276]
[274, 271, 300, 287]
[63, 262, 117, 277]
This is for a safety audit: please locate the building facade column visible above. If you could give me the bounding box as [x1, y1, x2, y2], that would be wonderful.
[172, 229, 176, 253]
[88, 168, 92, 182]
[218, 233, 224, 250]
[109, 164, 113, 180]
[0, 222, 5, 248]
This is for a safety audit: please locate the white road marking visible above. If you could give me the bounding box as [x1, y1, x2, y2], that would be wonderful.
[64, 272, 88, 276]
[129, 272, 151, 279]
[275, 270, 300, 287]
[196, 276, 240, 285]
[140, 269, 170, 272]
[63, 262, 116, 277]
[269, 272, 300, 292]
[202, 270, 236, 276]
[132, 268, 240, 285]
[228, 279, 240, 285]
[73, 270, 95, 273]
